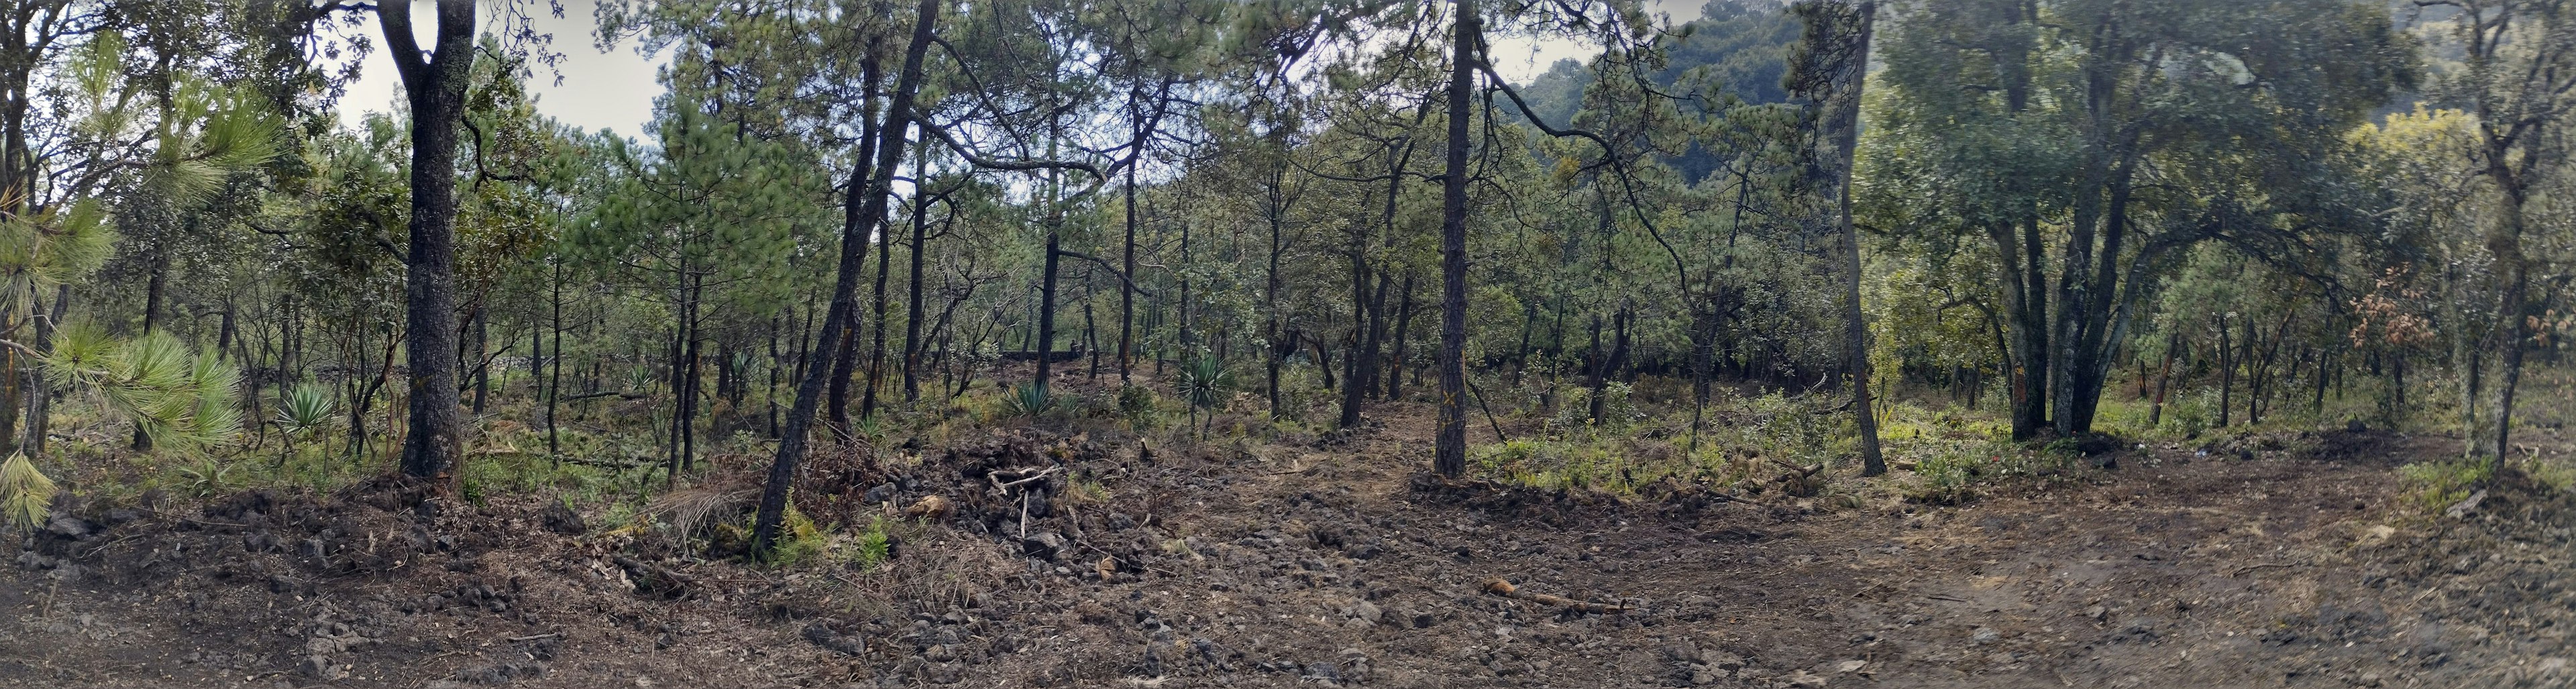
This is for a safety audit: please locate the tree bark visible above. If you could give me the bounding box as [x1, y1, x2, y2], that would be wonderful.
[1434, 0, 1476, 478]
[751, 0, 932, 558]
[904, 146, 930, 403]
[384, 0, 477, 480]
[1829, 0, 1884, 476]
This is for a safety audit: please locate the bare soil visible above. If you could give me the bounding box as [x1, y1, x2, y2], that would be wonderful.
[7, 405, 2573, 688]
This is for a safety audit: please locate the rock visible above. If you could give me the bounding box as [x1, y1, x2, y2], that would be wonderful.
[1833, 660, 1866, 674]
[44, 513, 93, 538]
[1412, 613, 1435, 629]
[2445, 490, 2487, 519]
[1700, 651, 1744, 670]
[2347, 419, 2368, 433]
[865, 483, 897, 505]
[2357, 671, 2383, 687]
[1021, 532, 1067, 561]
[1970, 627, 2000, 645]
[299, 655, 345, 680]
[1785, 670, 1828, 688]
[925, 644, 957, 662]
[802, 624, 865, 655]
[1350, 600, 1383, 625]
[541, 502, 588, 535]
[906, 495, 951, 519]
[454, 661, 547, 684]
[2084, 604, 2107, 620]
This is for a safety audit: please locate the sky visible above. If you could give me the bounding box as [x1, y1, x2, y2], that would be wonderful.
[332, 0, 1713, 138]
[334, 0, 665, 137]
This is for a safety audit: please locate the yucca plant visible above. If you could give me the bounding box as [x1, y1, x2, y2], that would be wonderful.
[1175, 354, 1234, 437]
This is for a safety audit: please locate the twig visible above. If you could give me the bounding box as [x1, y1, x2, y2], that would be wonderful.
[506, 633, 561, 642]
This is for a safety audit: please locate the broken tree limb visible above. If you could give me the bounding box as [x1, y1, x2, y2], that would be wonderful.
[1483, 578, 1631, 614]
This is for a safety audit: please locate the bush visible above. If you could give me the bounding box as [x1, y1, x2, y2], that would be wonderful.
[2398, 458, 2493, 511]
[1116, 385, 1159, 428]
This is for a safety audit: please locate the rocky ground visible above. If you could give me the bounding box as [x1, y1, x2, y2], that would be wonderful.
[7, 405, 2575, 688]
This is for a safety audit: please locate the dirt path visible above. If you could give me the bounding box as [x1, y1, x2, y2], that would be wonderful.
[5, 415, 2570, 688]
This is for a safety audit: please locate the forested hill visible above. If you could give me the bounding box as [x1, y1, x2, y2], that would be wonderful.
[1516, 0, 1802, 182]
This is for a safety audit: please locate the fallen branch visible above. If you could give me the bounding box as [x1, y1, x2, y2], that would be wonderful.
[991, 466, 1063, 491]
[1483, 578, 1631, 614]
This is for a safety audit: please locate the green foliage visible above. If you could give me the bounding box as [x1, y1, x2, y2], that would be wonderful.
[174, 456, 239, 498]
[765, 506, 829, 567]
[1116, 384, 1159, 427]
[46, 327, 241, 452]
[1002, 382, 1055, 419]
[0, 452, 55, 532]
[1177, 355, 1236, 411]
[276, 382, 335, 437]
[848, 516, 895, 570]
[2400, 459, 2495, 511]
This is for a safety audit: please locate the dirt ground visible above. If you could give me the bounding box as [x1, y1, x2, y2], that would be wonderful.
[7, 403, 2575, 689]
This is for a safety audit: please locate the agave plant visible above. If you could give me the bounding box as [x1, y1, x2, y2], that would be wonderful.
[849, 413, 890, 447]
[626, 366, 658, 394]
[1002, 382, 1054, 419]
[1175, 355, 1234, 437]
[274, 382, 335, 456]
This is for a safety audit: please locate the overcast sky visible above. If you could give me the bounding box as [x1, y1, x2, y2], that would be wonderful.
[332, 0, 1709, 138]
[334, 0, 665, 136]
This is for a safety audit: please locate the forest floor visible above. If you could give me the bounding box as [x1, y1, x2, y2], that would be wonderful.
[8, 396, 2576, 688]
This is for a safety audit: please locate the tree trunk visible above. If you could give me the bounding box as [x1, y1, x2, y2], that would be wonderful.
[752, 0, 930, 558]
[2217, 313, 2233, 428]
[1434, 0, 1476, 478]
[904, 146, 930, 403]
[1118, 156, 1138, 383]
[1827, 0, 1884, 475]
[471, 305, 489, 414]
[862, 168, 898, 419]
[385, 0, 477, 481]
[2149, 330, 2176, 427]
[826, 57, 889, 438]
[22, 285, 66, 456]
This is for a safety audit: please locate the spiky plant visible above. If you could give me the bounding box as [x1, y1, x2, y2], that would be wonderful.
[275, 382, 335, 458]
[1175, 355, 1234, 437]
[1002, 382, 1055, 419]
